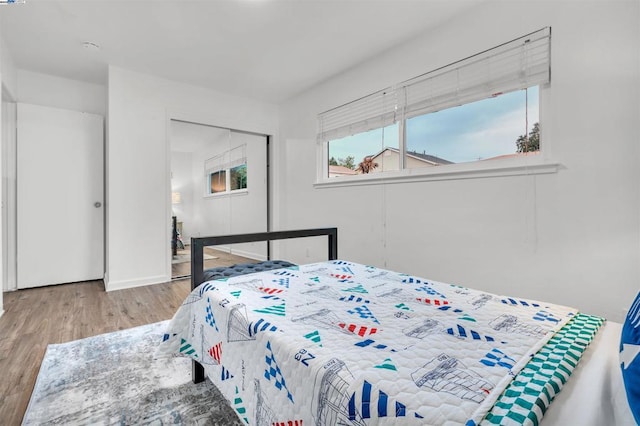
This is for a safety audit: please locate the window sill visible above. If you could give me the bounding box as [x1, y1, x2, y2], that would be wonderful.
[204, 189, 249, 199]
[314, 157, 560, 188]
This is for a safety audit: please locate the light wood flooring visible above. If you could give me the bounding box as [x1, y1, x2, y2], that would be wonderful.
[172, 246, 253, 279]
[0, 248, 251, 426]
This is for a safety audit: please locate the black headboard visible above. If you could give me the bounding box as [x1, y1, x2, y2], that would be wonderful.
[189, 228, 338, 290]
[187, 228, 338, 383]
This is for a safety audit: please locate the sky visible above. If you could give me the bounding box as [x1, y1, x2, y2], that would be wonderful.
[329, 86, 539, 166]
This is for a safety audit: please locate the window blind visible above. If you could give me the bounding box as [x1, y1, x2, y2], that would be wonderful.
[317, 88, 398, 143]
[317, 27, 550, 142]
[401, 27, 550, 118]
[204, 145, 247, 174]
[204, 153, 225, 174]
[228, 145, 247, 169]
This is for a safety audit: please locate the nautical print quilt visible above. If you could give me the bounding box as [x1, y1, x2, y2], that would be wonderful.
[157, 261, 603, 425]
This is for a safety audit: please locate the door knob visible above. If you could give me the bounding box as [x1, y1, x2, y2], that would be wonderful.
[94, 202, 102, 208]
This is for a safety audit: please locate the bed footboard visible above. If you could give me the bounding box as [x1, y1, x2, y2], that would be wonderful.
[189, 228, 338, 383]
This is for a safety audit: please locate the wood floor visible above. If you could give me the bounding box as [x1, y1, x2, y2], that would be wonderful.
[172, 246, 253, 279]
[0, 248, 251, 426]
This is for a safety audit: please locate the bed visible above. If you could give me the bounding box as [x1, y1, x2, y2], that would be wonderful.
[157, 228, 636, 425]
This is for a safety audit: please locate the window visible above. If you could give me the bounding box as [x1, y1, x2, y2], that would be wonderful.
[405, 86, 539, 166]
[206, 164, 247, 195]
[209, 170, 227, 194]
[230, 164, 247, 191]
[328, 123, 398, 176]
[318, 28, 550, 181]
[205, 145, 248, 195]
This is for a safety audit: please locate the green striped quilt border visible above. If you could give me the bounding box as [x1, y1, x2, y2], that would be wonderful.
[477, 313, 605, 426]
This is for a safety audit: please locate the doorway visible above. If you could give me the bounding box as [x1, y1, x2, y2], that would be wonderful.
[169, 120, 268, 279]
[16, 103, 104, 288]
[2, 87, 17, 292]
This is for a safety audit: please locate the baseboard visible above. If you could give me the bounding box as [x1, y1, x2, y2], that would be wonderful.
[0, 309, 4, 319]
[105, 274, 170, 292]
[209, 245, 266, 262]
[228, 248, 267, 262]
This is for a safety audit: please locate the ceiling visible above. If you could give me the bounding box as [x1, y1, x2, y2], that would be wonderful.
[0, 0, 479, 103]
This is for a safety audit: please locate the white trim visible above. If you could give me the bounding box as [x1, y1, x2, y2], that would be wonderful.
[210, 245, 267, 262]
[229, 248, 267, 262]
[105, 274, 169, 292]
[167, 108, 276, 138]
[204, 169, 248, 197]
[165, 113, 173, 284]
[1, 97, 17, 292]
[203, 188, 249, 199]
[314, 158, 559, 188]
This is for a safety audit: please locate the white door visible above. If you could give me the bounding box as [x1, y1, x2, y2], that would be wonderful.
[17, 103, 104, 288]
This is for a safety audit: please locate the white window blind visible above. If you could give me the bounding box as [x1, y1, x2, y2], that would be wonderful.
[228, 145, 247, 169]
[204, 145, 247, 174]
[317, 27, 550, 142]
[204, 153, 225, 174]
[317, 88, 398, 143]
[401, 27, 550, 118]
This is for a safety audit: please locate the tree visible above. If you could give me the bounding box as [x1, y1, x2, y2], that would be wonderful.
[516, 122, 540, 153]
[329, 155, 355, 169]
[341, 156, 355, 170]
[356, 156, 379, 174]
[231, 164, 247, 190]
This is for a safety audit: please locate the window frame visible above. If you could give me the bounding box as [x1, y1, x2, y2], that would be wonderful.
[208, 169, 227, 195]
[204, 163, 249, 197]
[229, 163, 248, 191]
[204, 145, 249, 197]
[315, 28, 558, 187]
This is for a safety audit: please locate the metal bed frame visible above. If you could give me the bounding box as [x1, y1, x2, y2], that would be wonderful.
[189, 227, 338, 383]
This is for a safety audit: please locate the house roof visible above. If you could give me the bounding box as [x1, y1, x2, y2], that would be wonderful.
[482, 151, 540, 161]
[329, 165, 357, 175]
[406, 150, 454, 165]
[370, 147, 453, 165]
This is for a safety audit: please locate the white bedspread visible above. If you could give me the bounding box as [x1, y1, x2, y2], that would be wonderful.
[159, 261, 607, 425]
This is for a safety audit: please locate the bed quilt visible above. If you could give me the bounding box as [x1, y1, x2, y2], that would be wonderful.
[157, 261, 603, 425]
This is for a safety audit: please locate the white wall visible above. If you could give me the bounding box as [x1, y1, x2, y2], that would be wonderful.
[277, 1, 640, 322]
[1, 36, 17, 99]
[106, 66, 278, 291]
[16, 70, 106, 116]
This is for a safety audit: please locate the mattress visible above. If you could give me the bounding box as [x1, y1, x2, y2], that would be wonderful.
[158, 260, 606, 425]
[542, 321, 635, 425]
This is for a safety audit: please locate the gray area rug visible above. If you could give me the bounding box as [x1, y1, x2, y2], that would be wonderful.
[23, 321, 242, 425]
